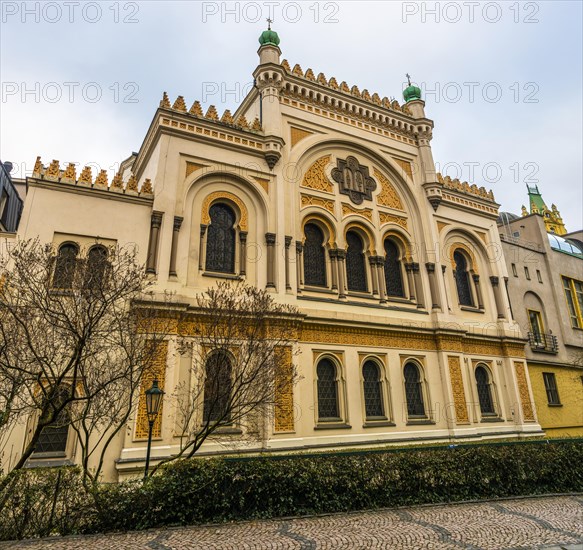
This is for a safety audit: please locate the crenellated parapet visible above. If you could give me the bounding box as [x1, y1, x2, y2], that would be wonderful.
[437, 173, 496, 202]
[30, 157, 154, 198]
[158, 92, 263, 134]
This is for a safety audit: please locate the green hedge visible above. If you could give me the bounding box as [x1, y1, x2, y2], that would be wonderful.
[1, 439, 582, 540]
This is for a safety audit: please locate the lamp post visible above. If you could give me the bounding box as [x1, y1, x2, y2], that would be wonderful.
[144, 378, 164, 480]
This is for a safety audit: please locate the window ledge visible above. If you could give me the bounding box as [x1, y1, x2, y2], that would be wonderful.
[460, 306, 484, 313]
[547, 403, 563, 407]
[314, 423, 352, 430]
[209, 427, 243, 435]
[202, 271, 242, 280]
[480, 416, 504, 423]
[363, 421, 395, 428]
[302, 286, 337, 295]
[25, 457, 73, 469]
[406, 419, 434, 425]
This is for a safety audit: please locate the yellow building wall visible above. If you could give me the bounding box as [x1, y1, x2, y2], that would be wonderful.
[528, 363, 583, 437]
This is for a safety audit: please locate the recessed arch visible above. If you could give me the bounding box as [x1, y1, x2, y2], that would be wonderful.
[201, 191, 248, 232]
[301, 213, 336, 246]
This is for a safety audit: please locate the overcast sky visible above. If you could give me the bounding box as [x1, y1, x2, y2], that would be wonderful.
[1, 1, 581, 230]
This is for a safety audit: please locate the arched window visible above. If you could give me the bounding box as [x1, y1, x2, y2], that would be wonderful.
[384, 239, 404, 297]
[346, 230, 367, 292]
[205, 203, 236, 274]
[203, 351, 232, 423]
[404, 362, 425, 417]
[316, 358, 339, 420]
[362, 360, 384, 418]
[84, 245, 109, 290]
[453, 250, 474, 306]
[475, 365, 495, 415]
[303, 223, 327, 287]
[34, 386, 71, 455]
[53, 243, 79, 289]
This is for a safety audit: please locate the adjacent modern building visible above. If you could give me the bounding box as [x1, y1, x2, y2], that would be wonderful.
[1, 28, 545, 480]
[499, 192, 583, 436]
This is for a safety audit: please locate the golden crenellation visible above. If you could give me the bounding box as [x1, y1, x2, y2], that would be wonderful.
[373, 168, 404, 210]
[448, 356, 469, 424]
[437, 173, 496, 203]
[301, 155, 333, 193]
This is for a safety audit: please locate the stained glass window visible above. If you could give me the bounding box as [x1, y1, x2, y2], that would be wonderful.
[304, 223, 327, 287]
[404, 362, 425, 417]
[53, 243, 78, 289]
[384, 239, 404, 297]
[203, 351, 232, 423]
[84, 245, 108, 290]
[454, 250, 474, 306]
[317, 359, 339, 420]
[34, 386, 71, 454]
[475, 366, 495, 415]
[346, 231, 367, 292]
[206, 204, 236, 274]
[363, 361, 384, 418]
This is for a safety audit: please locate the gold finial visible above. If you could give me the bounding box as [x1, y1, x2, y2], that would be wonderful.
[521, 205, 528, 216]
[221, 109, 234, 124]
[281, 59, 291, 72]
[205, 105, 219, 120]
[94, 169, 108, 187]
[126, 174, 138, 192]
[251, 117, 262, 131]
[45, 159, 60, 180]
[160, 91, 171, 108]
[32, 156, 44, 177]
[406, 73, 412, 86]
[111, 172, 124, 190]
[236, 115, 249, 129]
[189, 100, 203, 116]
[141, 178, 153, 195]
[78, 166, 93, 185]
[62, 162, 77, 183]
[172, 95, 187, 112]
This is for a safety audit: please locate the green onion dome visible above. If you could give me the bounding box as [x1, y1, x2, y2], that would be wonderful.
[403, 84, 422, 102]
[259, 28, 280, 47]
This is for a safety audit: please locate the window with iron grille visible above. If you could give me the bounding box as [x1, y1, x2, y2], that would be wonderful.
[542, 372, 561, 405]
[304, 223, 327, 287]
[362, 360, 384, 418]
[475, 365, 495, 415]
[346, 231, 367, 292]
[453, 250, 474, 306]
[205, 203, 236, 274]
[317, 359, 339, 420]
[384, 239, 404, 297]
[84, 245, 109, 290]
[53, 243, 79, 289]
[34, 386, 71, 455]
[203, 351, 233, 422]
[404, 362, 425, 417]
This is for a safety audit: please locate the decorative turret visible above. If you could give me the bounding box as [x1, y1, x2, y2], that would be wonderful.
[403, 73, 425, 119]
[258, 19, 281, 65]
[526, 185, 567, 235]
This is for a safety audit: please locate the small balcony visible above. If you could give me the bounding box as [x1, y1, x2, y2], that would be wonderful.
[528, 332, 558, 353]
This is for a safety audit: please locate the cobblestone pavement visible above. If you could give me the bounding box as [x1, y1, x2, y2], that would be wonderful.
[2, 495, 582, 550]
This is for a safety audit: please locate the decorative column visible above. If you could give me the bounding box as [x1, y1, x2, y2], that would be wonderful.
[329, 249, 338, 292]
[336, 249, 347, 300]
[146, 211, 164, 274]
[376, 256, 387, 304]
[490, 276, 505, 319]
[442, 265, 451, 311]
[284, 236, 292, 291]
[368, 256, 378, 296]
[198, 225, 207, 271]
[295, 241, 303, 292]
[239, 231, 248, 276]
[168, 216, 183, 277]
[425, 262, 440, 309]
[412, 263, 424, 308]
[472, 274, 484, 310]
[265, 233, 276, 289]
[405, 263, 416, 301]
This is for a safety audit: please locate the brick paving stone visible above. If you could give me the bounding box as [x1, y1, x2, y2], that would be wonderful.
[1, 495, 582, 550]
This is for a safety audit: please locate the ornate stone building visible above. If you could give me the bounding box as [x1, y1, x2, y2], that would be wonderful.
[2, 28, 543, 480]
